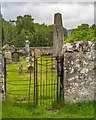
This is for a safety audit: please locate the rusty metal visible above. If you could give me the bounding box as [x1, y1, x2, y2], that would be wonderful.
[35, 58, 38, 105]
[29, 67, 32, 99]
[4, 58, 6, 94]
[5, 54, 64, 107]
[40, 56, 42, 106]
[56, 56, 59, 101]
[56, 55, 64, 99]
[46, 60, 48, 107]
[34, 56, 36, 104]
[60, 55, 64, 99]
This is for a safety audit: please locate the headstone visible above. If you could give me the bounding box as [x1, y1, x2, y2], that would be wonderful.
[18, 62, 23, 74]
[34, 48, 41, 58]
[53, 13, 64, 57]
[4, 51, 12, 64]
[3, 44, 12, 64]
[2, 44, 10, 51]
[12, 51, 19, 62]
[25, 39, 30, 57]
[25, 56, 32, 72]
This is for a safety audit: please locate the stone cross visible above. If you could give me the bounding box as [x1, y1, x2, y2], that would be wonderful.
[53, 13, 64, 57]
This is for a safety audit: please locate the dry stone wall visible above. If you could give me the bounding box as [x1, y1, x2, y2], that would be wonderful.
[16, 47, 53, 56]
[62, 41, 96, 103]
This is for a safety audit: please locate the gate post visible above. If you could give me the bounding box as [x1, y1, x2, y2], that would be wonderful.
[53, 13, 64, 102]
[60, 55, 64, 99]
[56, 55, 64, 101]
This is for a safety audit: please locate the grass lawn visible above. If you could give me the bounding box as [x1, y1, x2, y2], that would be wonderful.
[2, 99, 94, 118]
[2, 56, 95, 118]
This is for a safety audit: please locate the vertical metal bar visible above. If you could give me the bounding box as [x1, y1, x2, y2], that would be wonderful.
[40, 56, 42, 106]
[51, 56, 55, 104]
[56, 57, 59, 102]
[51, 56, 54, 105]
[46, 59, 47, 108]
[60, 77, 62, 98]
[4, 58, 6, 95]
[43, 56, 44, 106]
[28, 68, 31, 99]
[51, 56, 53, 105]
[59, 56, 64, 99]
[36, 58, 38, 105]
[61, 55, 64, 101]
[54, 57, 56, 104]
[60, 57, 62, 98]
[53, 57, 57, 102]
[63, 56, 64, 102]
[34, 56, 36, 104]
[49, 57, 51, 107]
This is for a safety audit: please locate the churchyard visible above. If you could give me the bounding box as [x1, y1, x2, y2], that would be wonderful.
[2, 44, 95, 118]
[0, 12, 95, 119]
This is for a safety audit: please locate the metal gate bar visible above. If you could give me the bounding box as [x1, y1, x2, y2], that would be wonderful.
[34, 55, 59, 108]
[4, 54, 64, 108]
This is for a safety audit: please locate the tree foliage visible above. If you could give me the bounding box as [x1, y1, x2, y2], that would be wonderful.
[65, 23, 96, 43]
[2, 15, 67, 47]
[3, 15, 95, 46]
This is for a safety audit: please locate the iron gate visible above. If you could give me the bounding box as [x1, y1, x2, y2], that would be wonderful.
[4, 55, 64, 108]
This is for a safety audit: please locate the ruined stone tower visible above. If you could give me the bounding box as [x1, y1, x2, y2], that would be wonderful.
[53, 13, 64, 57]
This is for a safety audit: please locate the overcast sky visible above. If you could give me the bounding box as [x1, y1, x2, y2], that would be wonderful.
[1, 2, 95, 29]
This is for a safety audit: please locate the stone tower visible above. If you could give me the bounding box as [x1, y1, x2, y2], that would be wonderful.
[53, 13, 64, 57]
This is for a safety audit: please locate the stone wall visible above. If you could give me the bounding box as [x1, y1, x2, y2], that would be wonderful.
[16, 47, 53, 56]
[62, 41, 96, 103]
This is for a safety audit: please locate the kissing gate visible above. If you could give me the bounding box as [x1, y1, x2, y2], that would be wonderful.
[4, 54, 64, 108]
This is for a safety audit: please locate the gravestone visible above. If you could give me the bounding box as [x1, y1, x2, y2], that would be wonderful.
[53, 13, 64, 57]
[34, 48, 41, 58]
[25, 56, 32, 72]
[3, 44, 12, 64]
[4, 51, 12, 64]
[18, 62, 23, 74]
[12, 51, 19, 62]
[25, 39, 30, 57]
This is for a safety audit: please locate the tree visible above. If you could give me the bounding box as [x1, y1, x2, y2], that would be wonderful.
[78, 24, 89, 30]
[3, 15, 68, 47]
[65, 23, 96, 43]
[16, 15, 35, 34]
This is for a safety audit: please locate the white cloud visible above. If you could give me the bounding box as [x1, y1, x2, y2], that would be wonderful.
[1, 2, 94, 29]
[0, 0, 96, 2]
